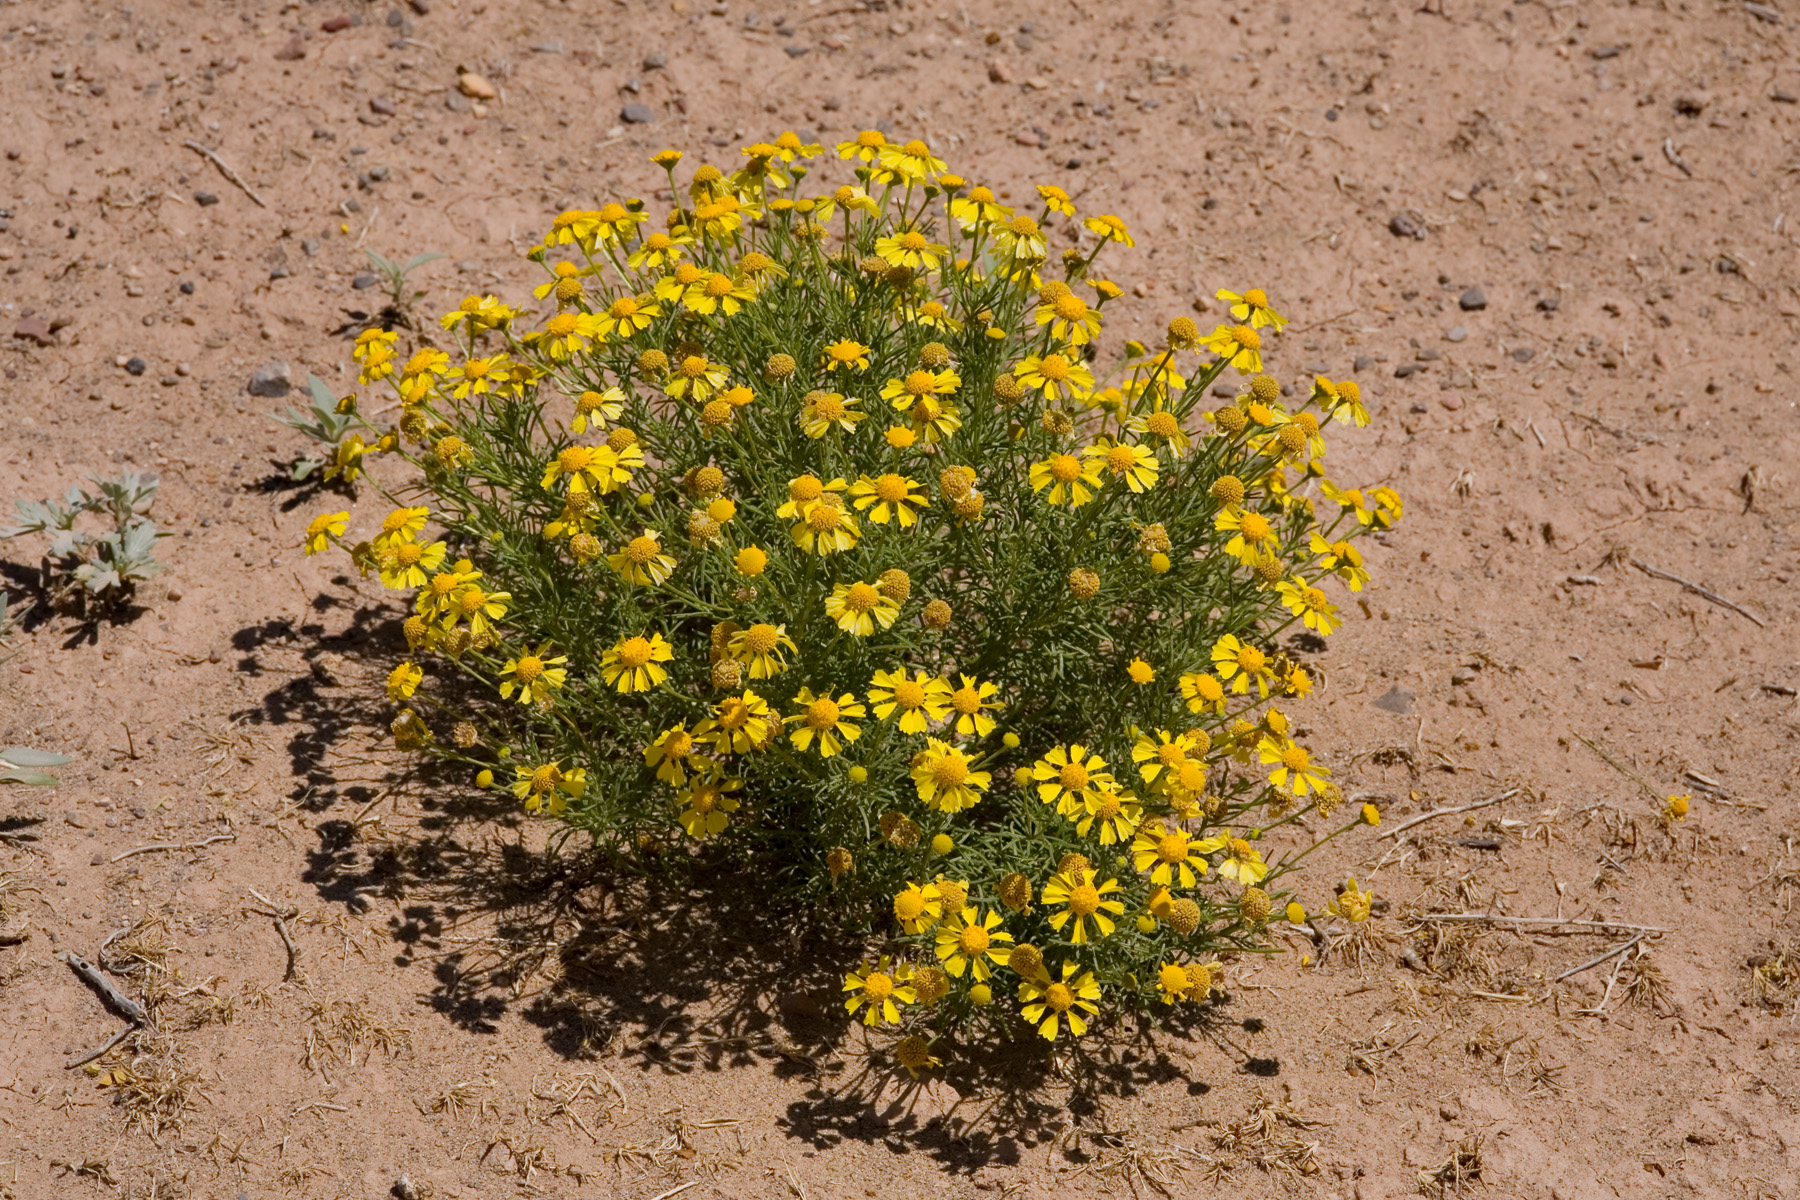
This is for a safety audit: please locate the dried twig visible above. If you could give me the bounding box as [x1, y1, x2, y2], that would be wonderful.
[1408, 913, 1667, 934]
[181, 141, 268, 208]
[1554, 933, 1646, 982]
[1378, 788, 1519, 841]
[62, 951, 153, 1067]
[247, 889, 302, 981]
[110, 834, 237, 863]
[1632, 559, 1766, 627]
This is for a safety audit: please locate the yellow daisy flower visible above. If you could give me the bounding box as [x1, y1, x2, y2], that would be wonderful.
[910, 738, 990, 812]
[1019, 960, 1100, 1041]
[1310, 532, 1371, 591]
[1032, 744, 1112, 816]
[790, 494, 860, 556]
[849, 473, 929, 527]
[695, 690, 775, 756]
[378, 539, 447, 590]
[1211, 633, 1274, 698]
[893, 881, 943, 934]
[1036, 183, 1076, 217]
[1035, 292, 1102, 345]
[786, 687, 865, 758]
[1257, 734, 1332, 796]
[512, 761, 586, 815]
[799, 390, 865, 439]
[1196, 833, 1270, 885]
[386, 662, 422, 701]
[1029, 452, 1103, 508]
[935, 908, 1013, 980]
[1013, 352, 1094, 402]
[608, 530, 676, 587]
[868, 667, 952, 733]
[1200, 323, 1263, 374]
[1043, 868, 1124, 944]
[600, 632, 674, 693]
[945, 674, 1002, 738]
[1216, 286, 1287, 330]
[1075, 786, 1142, 845]
[825, 580, 901, 636]
[1084, 438, 1159, 493]
[677, 770, 742, 838]
[727, 622, 796, 679]
[843, 956, 915, 1026]
[1277, 580, 1341, 635]
[303, 511, 349, 556]
[499, 644, 569, 706]
[1214, 505, 1280, 566]
[823, 339, 871, 372]
[645, 723, 706, 787]
[1131, 820, 1209, 887]
[835, 129, 887, 164]
[874, 228, 948, 272]
[1082, 213, 1134, 246]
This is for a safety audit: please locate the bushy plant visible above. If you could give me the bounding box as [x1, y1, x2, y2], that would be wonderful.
[305, 133, 1400, 1057]
[2, 472, 167, 613]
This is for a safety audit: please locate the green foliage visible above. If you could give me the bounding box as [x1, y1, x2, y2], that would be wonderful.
[2, 472, 168, 611]
[364, 248, 446, 324]
[0, 745, 73, 787]
[270, 374, 359, 483]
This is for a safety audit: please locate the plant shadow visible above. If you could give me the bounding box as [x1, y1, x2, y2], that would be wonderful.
[230, 576, 1253, 1174]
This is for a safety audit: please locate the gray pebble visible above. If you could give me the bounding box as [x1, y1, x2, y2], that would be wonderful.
[1458, 286, 1488, 311]
[65, 812, 89, 829]
[246, 361, 294, 398]
[1536, 295, 1559, 312]
[125, 357, 147, 376]
[352, 272, 379, 290]
[784, 44, 810, 57]
[620, 103, 655, 124]
[1445, 325, 1468, 343]
[643, 50, 667, 69]
[1387, 210, 1425, 239]
[301, 239, 320, 257]
[269, 266, 290, 281]
[370, 96, 397, 116]
[194, 191, 219, 206]
[1353, 356, 1373, 372]
[1512, 347, 1535, 362]
[1373, 686, 1414, 714]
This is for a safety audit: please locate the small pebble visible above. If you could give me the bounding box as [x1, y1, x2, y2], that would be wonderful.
[387, 9, 405, 27]
[1387, 210, 1425, 240]
[160, 375, 180, 387]
[1353, 355, 1373, 372]
[176, 362, 191, 376]
[1512, 347, 1535, 362]
[1459, 286, 1488, 311]
[247, 361, 294, 398]
[643, 50, 667, 69]
[179, 281, 195, 294]
[370, 96, 397, 116]
[1014, 130, 1040, 147]
[125, 357, 147, 376]
[194, 191, 220, 206]
[1440, 392, 1463, 411]
[1444, 325, 1468, 343]
[620, 103, 655, 124]
[458, 72, 497, 100]
[1536, 295, 1559, 312]
[269, 266, 290, 280]
[352, 272, 378, 289]
[322, 15, 354, 32]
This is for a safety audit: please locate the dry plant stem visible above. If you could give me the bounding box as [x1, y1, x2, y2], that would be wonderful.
[1378, 788, 1520, 841]
[1411, 914, 1668, 934]
[181, 141, 268, 208]
[247, 888, 302, 981]
[1631, 558, 1767, 627]
[1554, 934, 1647, 983]
[61, 951, 152, 1067]
[109, 834, 236, 863]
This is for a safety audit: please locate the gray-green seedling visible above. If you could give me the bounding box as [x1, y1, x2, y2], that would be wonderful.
[1, 472, 168, 614]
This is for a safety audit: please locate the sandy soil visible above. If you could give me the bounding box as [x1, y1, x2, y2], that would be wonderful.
[3, 0, 1800, 1197]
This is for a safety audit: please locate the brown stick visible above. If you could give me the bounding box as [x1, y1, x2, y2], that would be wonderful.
[181, 141, 268, 208]
[1554, 933, 1646, 982]
[1631, 559, 1767, 628]
[247, 888, 302, 981]
[1408, 913, 1668, 935]
[1378, 788, 1520, 841]
[60, 951, 152, 1027]
[109, 833, 237, 863]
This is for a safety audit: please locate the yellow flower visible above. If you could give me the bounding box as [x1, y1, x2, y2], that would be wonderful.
[386, 661, 423, 701]
[1318, 376, 1370, 428]
[1082, 213, 1134, 246]
[608, 530, 677, 587]
[600, 632, 674, 693]
[1035, 292, 1102, 345]
[825, 580, 900, 636]
[875, 137, 946, 181]
[1043, 867, 1124, 945]
[678, 770, 742, 838]
[848, 473, 929, 528]
[775, 473, 846, 520]
[695, 690, 775, 755]
[1132, 730, 1196, 784]
[682, 268, 758, 316]
[1084, 438, 1159, 493]
[664, 353, 729, 402]
[727, 623, 796, 679]
[570, 387, 626, 435]
[1131, 820, 1209, 887]
[372, 505, 430, 553]
[733, 545, 768, 576]
[627, 229, 690, 271]
[1127, 658, 1156, 685]
[304, 511, 349, 555]
[1216, 286, 1287, 330]
[1029, 452, 1103, 508]
[868, 667, 952, 733]
[444, 582, 511, 636]
[910, 738, 990, 812]
[949, 185, 1012, 230]
[894, 1035, 941, 1079]
[499, 645, 569, 705]
[786, 687, 865, 758]
[1276, 579, 1341, 635]
[1214, 505, 1279, 566]
[935, 907, 1013, 980]
[1200, 323, 1263, 374]
[1156, 962, 1200, 1005]
[595, 294, 661, 338]
[843, 956, 915, 1026]
[1036, 184, 1076, 217]
[836, 129, 888, 164]
[1211, 633, 1274, 698]
[893, 881, 943, 933]
[1013, 352, 1094, 402]
[881, 367, 961, 416]
[1361, 803, 1382, 827]
[945, 674, 1002, 737]
[874, 229, 948, 272]
[823, 339, 871, 372]
[790, 494, 860, 556]
[1032, 744, 1112, 817]
[512, 761, 587, 814]
[993, 213, 1047, 262]
[378, 539, 447, 590]
[885, 425, 918, 448]
[1663, 793, 1690, 821]
[1195, 834, 1269, 885]
[645, 723, 706, 787]
[1019, 960, 1101, 1041]
[1075, 786, 1142, 845]
[1328, 877, 1374, 922]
